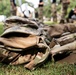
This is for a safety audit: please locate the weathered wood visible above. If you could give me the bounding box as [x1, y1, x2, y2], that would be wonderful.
[56, 33, 76, 45]
[50, 41, 76, 55]
[5, 16, 39, 28]
[48, 23, 76, 38]
[0, 36, 39, 49]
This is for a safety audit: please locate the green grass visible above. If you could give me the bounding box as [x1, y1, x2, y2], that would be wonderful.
[0, 62, 76, 75]
[0, 22, 4, 35]
[44, 21, 57, 25]
[0, 23, 76, 75]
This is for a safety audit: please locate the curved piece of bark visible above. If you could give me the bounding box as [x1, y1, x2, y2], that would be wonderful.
[0, 36, 39, 49]
[5, 16, 39, 28]
[1, 26, 40, 37]
[24, 48, 50, 70]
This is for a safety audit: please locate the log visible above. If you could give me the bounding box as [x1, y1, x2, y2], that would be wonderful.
[48, 23, 76, 38]
[56, 33, 76, 45]
[50, 41, 76, 55]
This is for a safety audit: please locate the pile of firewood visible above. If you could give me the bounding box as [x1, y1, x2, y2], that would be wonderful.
[0, 16, 76, 70]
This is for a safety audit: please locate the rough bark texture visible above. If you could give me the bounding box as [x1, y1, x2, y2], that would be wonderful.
[0, 16, 76, 70]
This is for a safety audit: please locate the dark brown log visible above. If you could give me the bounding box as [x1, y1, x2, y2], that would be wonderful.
[48, 23, 76, 38]
[55, 51, 76, 64]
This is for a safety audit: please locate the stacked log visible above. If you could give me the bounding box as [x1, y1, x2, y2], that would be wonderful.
[0, 16, 76, 70]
